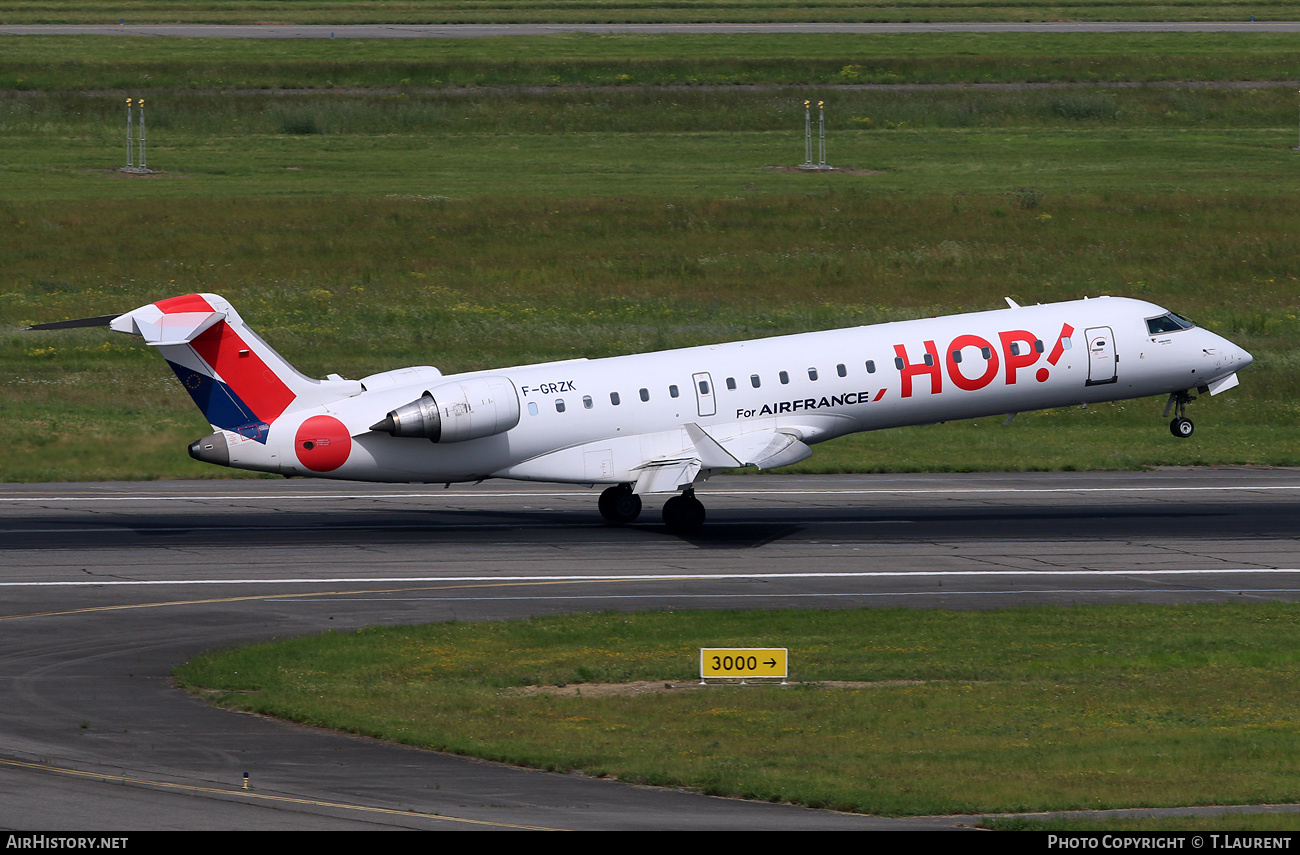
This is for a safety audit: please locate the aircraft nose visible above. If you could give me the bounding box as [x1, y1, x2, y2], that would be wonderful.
[1204, 328, 1250, 367]
[1222, 333, 1253, 371]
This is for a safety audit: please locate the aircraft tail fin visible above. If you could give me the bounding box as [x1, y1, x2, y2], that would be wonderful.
[108, 294, 361, 442]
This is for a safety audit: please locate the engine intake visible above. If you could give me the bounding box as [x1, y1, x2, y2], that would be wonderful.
[370, 376, 520, 443]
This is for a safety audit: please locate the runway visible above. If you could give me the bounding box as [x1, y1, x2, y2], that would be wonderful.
[3, 470, 1299, 830]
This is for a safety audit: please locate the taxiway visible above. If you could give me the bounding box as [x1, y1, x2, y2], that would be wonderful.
[3, 470, 1298, 829]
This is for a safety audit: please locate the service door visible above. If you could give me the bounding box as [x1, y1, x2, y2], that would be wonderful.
[1085, 326, 1117, 386]
[692, 372, 716, 417]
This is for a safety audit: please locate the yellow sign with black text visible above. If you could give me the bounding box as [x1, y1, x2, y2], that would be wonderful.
[700, 648, 788, 680]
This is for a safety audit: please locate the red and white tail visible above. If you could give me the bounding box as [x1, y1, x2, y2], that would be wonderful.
[110, 293, 360, 443]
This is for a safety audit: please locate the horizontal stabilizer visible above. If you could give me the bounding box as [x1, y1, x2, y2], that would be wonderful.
[25, 314, 118, 331]
[110, 306, 227, 346]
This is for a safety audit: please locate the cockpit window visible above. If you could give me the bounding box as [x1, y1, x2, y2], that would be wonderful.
[1146, 312, 1195, 335]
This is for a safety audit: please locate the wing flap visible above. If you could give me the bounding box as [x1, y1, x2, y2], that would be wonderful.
[632, 458, 701, 495]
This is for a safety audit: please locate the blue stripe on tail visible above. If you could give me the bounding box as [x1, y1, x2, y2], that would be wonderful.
[166, 360, 271, 443]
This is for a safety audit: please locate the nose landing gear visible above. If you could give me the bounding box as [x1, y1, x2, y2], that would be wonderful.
[1164, 390, 1196, 438]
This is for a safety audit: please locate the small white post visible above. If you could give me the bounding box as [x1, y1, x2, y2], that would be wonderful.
[125, 98, 134, 168]
[818, 100, 827, 167]
[138, 98, 147, 170]
[803, 100, 813, 167]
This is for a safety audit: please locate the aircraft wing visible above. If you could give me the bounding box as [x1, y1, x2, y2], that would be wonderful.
[631, 422, 813, 494]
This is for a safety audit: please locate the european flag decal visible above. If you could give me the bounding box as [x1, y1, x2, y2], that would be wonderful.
[167, 361, 268, 444]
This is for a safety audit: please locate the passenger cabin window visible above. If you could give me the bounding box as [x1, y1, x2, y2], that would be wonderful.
[808, 367, 819, 381]
[698, 380, 710, 395]
[610, 392, 621, 406]
[751, 374, 761, 388]
[779, 371, 790, 385]
[555, 399, 566, 413]
[639, 388, 650, 402]
[726, 377, 737, 390]
[866, 360, 876, 374]
[1147, 313, 1195, 335]
[528, 402, 538, 416]
[583, 395, 593, 409]
[836, 363, 846, 377]
[669, 385, 679, 398]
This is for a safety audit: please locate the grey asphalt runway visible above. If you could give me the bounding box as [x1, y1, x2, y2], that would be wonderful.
[3, 470, 1299, 830]
[3, 22, 1300, 37]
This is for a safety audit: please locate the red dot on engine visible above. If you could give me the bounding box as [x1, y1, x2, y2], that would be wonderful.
[294, 415, 351, 472]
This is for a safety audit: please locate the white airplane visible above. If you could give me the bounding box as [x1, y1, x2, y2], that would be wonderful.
[30, 293, 1251, 532]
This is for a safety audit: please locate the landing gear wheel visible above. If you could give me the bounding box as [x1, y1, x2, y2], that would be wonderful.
[662, 492, 706, 534]
[598, 484, 642, 524]
[1164, 390, 1197, 439]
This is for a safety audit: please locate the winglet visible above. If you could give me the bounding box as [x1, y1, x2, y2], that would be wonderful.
[683, 424, 742, 469]
[685, 423, 813, 470]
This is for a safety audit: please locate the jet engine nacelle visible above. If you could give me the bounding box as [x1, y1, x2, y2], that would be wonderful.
[370, 375, 520, 443]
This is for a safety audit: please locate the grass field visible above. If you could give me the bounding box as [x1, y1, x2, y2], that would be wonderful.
[5, 0, 1300, 23]
[173, 603, 1300, 819]
[6, 32, 1300, 88]
[2, 33, 1298, 480]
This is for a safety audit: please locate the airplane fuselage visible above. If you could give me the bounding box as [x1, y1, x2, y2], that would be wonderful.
[206, 296, 1249, 487]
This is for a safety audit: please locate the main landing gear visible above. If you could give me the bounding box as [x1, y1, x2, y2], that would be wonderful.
[597, 483, 707, 534]
[598, 483, 642, 524]
[1165, 390, 1196, 439]
[661, 489, 706, 534]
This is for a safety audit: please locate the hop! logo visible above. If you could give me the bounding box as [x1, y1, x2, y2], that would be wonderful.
[893, 323, 1075, 398]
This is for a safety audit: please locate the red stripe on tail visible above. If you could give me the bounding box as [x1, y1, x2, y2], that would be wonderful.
[190, 318, 296, 424]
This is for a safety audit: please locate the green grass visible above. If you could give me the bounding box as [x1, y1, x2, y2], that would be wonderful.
[174, 603, 1300, 817]
[6, 33, 1300, 89]
[983, 813, 1300, 830]
[5, 189, 1298, 480]
[2, 34, 1298, 480]
[4, 0, 1300, 23]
